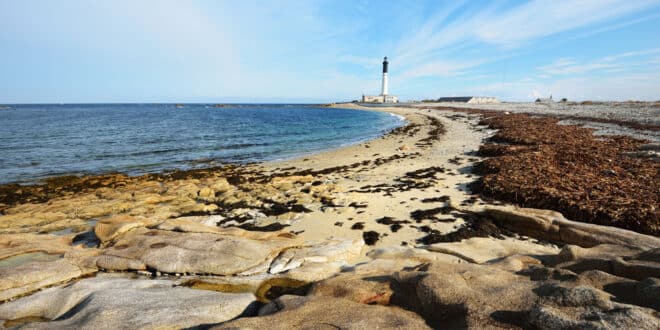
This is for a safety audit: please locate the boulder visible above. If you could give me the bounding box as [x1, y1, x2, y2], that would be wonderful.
[213, 295, 430, 329]
[391, 246, 660, 329]
[269, 239, 364, 282]
[93, 215, 162, 245]
[394, 260, 538, 328]
[547, 245, 660, 281]
[529, 283, 659, 329]
[426, 236, 559, 264]
[483, 205, 660, 250]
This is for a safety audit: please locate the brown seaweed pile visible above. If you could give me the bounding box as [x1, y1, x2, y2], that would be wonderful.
[441, 110, 659, 236]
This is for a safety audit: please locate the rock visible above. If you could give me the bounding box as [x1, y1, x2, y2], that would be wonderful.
[390, 243, 660, 329]
[211, 178, 232, 193]
[0, 276, 256, 329]
[198, 187, 215, 201]
[169, 214, 225, 227]
[556, 246, 660, 281]
[635, 277, 660, 310]
[0, 233, 72, 259]
[267, 239, 364, 282]
[0, 248, 98, 301]
[483, 205, 660, 250]
[308, 247, 465, 306]
[394, 261, 538, 328]
[529, 304, 659, 330]
[426, 237, 559, 264]
[534, 284, 612, 309]
[213, 295, 430, 329]
[269, 239, 363, 276]
[93, 215, 161, 245]
[96, 228, 302, 275]
[156, 218, 223, 234]
[556, 244, 641, 264]
[310, 271, 394, 305]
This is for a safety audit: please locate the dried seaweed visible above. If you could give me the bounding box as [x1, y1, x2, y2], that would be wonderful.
[441, 110, 660, 236]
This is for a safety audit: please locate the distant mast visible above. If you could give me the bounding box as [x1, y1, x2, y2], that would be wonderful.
[381, 56, 389, 96]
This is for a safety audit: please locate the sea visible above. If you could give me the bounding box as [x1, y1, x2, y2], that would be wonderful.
[0, 104, 404, 184]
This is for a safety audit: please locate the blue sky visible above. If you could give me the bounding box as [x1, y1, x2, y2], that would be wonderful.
[1, 0, 659, 103]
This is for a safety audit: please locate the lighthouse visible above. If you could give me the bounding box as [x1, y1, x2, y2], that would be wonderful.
[360, 56, 398, 103]
[381, 56, 389, 96]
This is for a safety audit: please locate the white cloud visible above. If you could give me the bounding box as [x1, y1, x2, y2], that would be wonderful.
[538, 48, 660, 76]
[388, 0, 659, 83]
[474, 0, 658, 46]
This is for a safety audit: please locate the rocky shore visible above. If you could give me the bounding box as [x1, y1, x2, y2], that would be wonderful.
[0, 105, 658, 329]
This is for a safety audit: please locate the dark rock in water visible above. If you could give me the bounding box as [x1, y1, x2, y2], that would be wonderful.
[351, 222, 365, 230]
[72, 231, 100, 248]
[363, 231, 380, 245]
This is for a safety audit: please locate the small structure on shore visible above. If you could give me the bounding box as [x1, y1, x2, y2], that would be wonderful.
[362, 57, 398, 103]
[436, 96, 499, 104]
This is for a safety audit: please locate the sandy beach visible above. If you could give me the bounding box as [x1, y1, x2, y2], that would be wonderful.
[0, 104, 658, 328]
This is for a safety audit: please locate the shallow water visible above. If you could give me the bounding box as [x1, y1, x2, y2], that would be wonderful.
[0, 104, 404, 184]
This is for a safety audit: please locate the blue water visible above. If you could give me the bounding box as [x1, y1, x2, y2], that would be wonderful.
[0, 104, 404, 184]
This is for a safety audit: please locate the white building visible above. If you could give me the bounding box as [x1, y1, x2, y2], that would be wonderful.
[362, 57, 398, 103]
[436, 96, 499, 104]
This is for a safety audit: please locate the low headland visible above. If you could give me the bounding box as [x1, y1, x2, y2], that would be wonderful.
[0, 103, 658, 328]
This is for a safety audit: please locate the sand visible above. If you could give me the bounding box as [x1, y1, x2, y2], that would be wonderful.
[246, 104, 495, 248]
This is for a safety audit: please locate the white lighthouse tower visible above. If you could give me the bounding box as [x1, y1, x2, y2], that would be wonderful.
[361, 56, 398, 103]
[381, 56, 389, 96]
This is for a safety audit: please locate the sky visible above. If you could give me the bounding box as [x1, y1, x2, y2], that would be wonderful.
[1, 0, 659, 103]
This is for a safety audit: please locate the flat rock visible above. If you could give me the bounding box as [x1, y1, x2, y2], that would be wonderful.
[426, 236, 560, 264]
[0, 248, 98, 302]
[269, 239, 364, 282]
[0, 233, 72, 259]
[0, 276, 256, 329]
[96, 228, 302, 275]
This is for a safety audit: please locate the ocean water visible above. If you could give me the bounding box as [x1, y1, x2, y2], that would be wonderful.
[0, 104, 404, 184]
